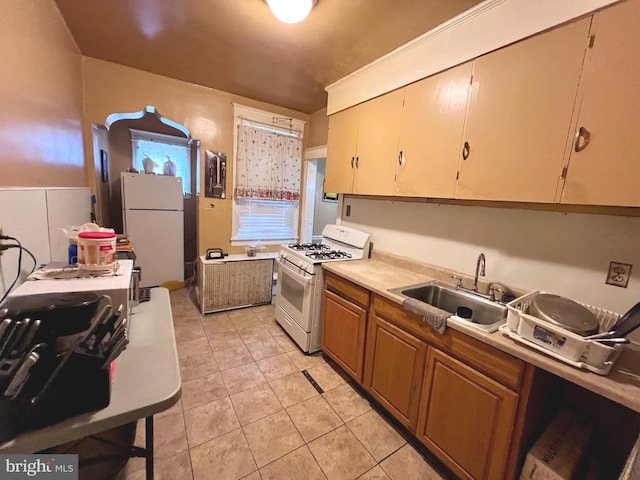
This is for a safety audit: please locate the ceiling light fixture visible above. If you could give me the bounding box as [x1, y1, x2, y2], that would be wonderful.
[266, 0, 316, 24]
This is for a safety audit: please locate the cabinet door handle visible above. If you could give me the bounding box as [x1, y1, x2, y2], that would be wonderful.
[351, 157, 354, 168]
[398, 151, 404, 166]
[462, 141, 470, 160]
[574, 126, 591, 152]
[355, 156, 359, 168]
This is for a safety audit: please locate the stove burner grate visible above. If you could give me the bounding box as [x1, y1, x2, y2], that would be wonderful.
[305, 250, 353, 261]
[288, 243, 330, 252]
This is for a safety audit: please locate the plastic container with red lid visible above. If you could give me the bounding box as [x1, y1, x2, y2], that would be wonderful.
[78, 231, 117, 270]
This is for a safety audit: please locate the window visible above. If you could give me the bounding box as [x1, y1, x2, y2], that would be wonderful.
[231, 105, 305, 245]
[130, 129, 191, 194]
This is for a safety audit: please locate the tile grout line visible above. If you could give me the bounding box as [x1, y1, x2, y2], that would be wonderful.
[173, 294, 394, 479]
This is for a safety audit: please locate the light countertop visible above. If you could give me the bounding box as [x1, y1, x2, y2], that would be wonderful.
[322, 257, 640, 413]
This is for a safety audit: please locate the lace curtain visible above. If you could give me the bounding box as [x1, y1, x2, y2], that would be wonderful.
[234, 123, 302, 201]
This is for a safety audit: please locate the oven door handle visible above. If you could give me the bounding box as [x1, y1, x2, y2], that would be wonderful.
[277, 260, 314, 285]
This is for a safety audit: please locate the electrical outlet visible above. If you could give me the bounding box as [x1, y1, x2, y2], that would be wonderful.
[606, 261, 632, 288]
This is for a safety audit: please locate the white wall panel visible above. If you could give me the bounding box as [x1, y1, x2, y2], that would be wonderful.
[0, 189, 50, 297]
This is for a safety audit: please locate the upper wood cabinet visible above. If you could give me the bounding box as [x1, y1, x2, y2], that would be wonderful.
[326, 1, 639, 208]
[561, 0, 640, 206]
[394, 62, 473, 198]
[325, 105, 359, 193]
[455, 18, 591, 202]
[325, 90, 404, 195]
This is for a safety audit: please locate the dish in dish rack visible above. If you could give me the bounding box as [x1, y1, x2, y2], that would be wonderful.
[502, 291, 622, 375]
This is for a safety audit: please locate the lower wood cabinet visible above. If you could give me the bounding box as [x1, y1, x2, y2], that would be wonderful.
[321, 274, 369, 383]
[363, 312, 428, 431]
[323, 279, 549, 480]
[416, 348, 519, 480]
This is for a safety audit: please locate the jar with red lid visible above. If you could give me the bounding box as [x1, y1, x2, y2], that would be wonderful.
[77, 231, 117, 270]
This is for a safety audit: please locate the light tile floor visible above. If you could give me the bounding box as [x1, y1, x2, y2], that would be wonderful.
[121, 288, 446, 480]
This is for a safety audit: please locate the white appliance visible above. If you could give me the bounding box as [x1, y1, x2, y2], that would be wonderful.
[275, 224, 370, 353]
[121, 173, 184, 288]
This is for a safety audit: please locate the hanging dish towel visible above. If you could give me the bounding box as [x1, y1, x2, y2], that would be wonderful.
[403, 298, 449, 334]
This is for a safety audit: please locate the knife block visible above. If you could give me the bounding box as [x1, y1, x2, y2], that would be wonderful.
[0, 347, 112, 443]
[26, 349, 112, 430]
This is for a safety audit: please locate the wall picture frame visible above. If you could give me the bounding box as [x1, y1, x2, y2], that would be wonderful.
[204, 150, 226, 198]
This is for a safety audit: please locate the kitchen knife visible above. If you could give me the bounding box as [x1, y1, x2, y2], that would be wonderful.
[104, 322, 127, 352]
[80, 301, 112, 348]
[0, 321, 22, 359]
[4, 351, 40, 398]
[10, 319, 40, 357]
[0, 319, 14, 348]
[102, 336, 128, 367]
[90, 304, 123, 352]
[610, 301, 640, 339]
[7, 318, 32, 358]
[108, 314, 126, 340]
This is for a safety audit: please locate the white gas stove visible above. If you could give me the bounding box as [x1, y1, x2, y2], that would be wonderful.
[275, 225, 370, 353]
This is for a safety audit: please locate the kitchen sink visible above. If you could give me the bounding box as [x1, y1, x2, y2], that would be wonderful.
[389, 281, 507, 333]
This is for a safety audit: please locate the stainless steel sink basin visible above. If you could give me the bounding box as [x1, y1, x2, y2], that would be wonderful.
[389, 281, 507, 333]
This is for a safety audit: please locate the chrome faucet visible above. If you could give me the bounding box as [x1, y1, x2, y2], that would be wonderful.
[473, 253, 486, 292]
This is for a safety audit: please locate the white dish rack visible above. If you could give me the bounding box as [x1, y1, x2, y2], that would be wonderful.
[502, 291, 622, 375]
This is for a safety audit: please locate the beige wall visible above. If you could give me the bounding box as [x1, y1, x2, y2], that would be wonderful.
[308, 108, 329, 148]
[341, 197, 640, 315]
[82, 57, 310, 255]
[0, 0, 85, 187]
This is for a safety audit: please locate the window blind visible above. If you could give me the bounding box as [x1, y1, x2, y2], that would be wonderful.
[233, 198, 298, 242]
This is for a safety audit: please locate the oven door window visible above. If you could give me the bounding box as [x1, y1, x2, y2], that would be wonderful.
[280, 271, 306, 313]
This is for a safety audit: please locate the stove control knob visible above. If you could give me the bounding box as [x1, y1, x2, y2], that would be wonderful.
[281, 252, 287, 260]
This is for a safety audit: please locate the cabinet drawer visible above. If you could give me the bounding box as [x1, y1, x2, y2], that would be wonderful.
[372, 295, 525, 391]
[325, 272, 370, 308]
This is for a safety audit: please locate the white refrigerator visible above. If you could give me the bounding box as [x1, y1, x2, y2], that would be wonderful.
[121, 173, 184, 287]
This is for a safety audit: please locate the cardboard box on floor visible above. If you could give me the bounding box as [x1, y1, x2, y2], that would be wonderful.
[520, 408, 594, 480]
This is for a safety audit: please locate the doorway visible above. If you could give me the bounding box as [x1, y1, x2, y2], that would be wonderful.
[300, 147, 339, 244]
[91, 106, 200, 281]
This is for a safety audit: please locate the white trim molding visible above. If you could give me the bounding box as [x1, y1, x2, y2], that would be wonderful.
[105, 105, 192, 139]
[325, 0, 621, 114]
[304, 145, 327, 160]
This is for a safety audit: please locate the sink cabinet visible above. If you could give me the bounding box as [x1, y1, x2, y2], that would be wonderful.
[321, 272, 552, 480]
[321, 272, 370, 383]
[417, 348, 519, 480]
[363, 310, 428, 432]
[362, 293, 540, 480]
